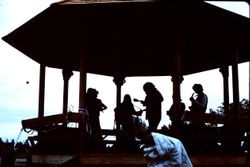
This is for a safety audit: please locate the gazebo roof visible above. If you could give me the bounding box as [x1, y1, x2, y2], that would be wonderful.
[3, 0, 250, 76]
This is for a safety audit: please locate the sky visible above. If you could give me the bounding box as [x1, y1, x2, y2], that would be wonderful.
[0, 0, 249, 142]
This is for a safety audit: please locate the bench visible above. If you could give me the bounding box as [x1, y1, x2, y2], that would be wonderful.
[21, 112, 86, 154]
[22, 112, 85, 132]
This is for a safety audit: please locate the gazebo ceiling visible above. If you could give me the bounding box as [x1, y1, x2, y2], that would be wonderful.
[2, 0, 250, 76]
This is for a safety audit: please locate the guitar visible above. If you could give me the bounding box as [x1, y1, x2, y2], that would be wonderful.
[133, 98, 146, 115]
[133, 98, 143, 103]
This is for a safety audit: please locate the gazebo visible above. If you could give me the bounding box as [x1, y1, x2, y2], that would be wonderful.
[2, 0, 250, 166]
[3, 0, 250, 115]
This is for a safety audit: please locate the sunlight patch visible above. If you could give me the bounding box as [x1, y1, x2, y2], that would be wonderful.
[206, 1, 249, 18]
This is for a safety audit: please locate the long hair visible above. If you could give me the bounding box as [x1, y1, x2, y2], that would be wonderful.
[123, 94, 132, 105]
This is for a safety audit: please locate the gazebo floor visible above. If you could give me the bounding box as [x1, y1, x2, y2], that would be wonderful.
[17, 153, 248, 167]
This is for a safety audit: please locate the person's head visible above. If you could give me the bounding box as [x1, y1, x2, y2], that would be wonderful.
[123, 94, 132, 104]
[87, 88, 98, 98]
[134, 118, 151, 142]
[192, 84, 203, 94]
[143, 82, 155, 94]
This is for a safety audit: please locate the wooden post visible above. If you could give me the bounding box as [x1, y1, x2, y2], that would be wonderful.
[38, 64, 45, 118]
[219, 65, 229, 114]
[78, 44, 87, 154]
[229, 51, 241, 152]
[79, 48, 87, 110]
[113, 75, 126, 107]
[232, 52, 240, 117]
[171, 48, 181, 118]
[62, 68, 73, 114]
[113, 75, 126, 129]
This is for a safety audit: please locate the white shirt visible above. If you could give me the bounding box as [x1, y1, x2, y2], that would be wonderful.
[144, 133, 193, 167]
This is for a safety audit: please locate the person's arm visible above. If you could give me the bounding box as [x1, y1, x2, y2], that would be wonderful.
[134, 98, 145, 104]
[101, 103, 107, 111]
[193, 94, 207, 108]
[200, 94, 208, 108]
[189, 93, 195, 102]
[144, 151, 171, 164]
[134, 109, 145, 116]
[97, 99, 107, 111]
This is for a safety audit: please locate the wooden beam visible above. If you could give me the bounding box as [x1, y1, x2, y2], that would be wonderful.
[32, 155, 75, 165]
[29, 154, 248, 166]
[191, 155, 248, 166]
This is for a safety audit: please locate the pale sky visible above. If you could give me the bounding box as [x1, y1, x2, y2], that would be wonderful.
[0, 0, 249, 142]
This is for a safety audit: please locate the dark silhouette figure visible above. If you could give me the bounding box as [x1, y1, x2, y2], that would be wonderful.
[134, 121, 193, 167]
[114, 94, 142, 153]
[137, 82, 163, 131]
[188, 84, 208, 128]
[86, 88, 107, 152]
[167, 98, 186, 126]
[189, 84, 208, 113]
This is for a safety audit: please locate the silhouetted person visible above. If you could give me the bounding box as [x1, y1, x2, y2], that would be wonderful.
[86, 88, 107, 152]
[189, 84, 208, 113]
[188, 84, 208, 128]
[167, 98, 186, 126]
[138, 82, 163, 131]
[134, 120, 193, 167]
[114, 94, 142, 153]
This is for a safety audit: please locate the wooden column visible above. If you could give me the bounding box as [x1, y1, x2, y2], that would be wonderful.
[78, 44, 87, 154]
[113, 75, 126, 107]
[62, 68, 73, 114]
[38, 64, 45, 118]
[219, 65, 229, 114]
[227, 52, 241, 152]
[79, 49, 87, 110]
[232, 52, 240, 117]
[171, 49, 181, 115]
